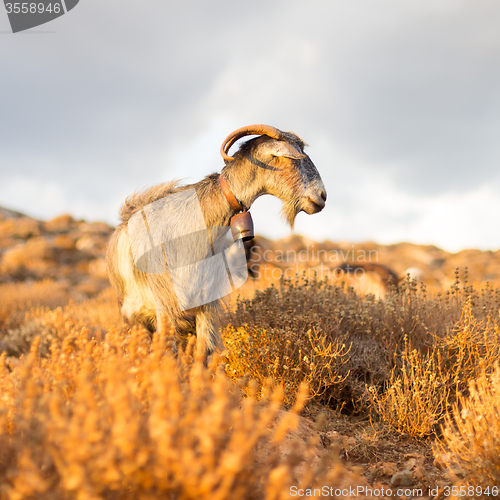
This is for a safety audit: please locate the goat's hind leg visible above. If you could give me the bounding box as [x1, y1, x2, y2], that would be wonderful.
[195, 303, 223, 360]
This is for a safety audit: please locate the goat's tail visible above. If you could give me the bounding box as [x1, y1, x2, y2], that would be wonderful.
[119, 181, 180, 222]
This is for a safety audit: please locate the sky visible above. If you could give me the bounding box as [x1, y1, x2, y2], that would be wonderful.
[1, 0, 500, 253]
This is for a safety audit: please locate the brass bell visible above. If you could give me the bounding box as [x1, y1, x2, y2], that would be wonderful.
[230, 211, 254, 242]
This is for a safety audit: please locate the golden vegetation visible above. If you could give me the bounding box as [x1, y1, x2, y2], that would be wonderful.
[438, 298, 500, 396]
[224, 274, 500, 416]
[0, 280, 70, 334]
[367, 299, 500, 439]
[368, 342, 451, 438]
[0, 324, 351, 500]
[1, 267, 500, 498]
[224, 323, 350, 406]
[435, 363, 500, 498]
[0, 287, 121, 358]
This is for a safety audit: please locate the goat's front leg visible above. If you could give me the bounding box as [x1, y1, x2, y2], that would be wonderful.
[155, 309, 178, 355]
[173, 313, 196, 353]
[195, 303, 224, 359]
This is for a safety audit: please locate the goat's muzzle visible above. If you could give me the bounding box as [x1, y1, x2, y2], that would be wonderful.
[302, 186, 327, 214]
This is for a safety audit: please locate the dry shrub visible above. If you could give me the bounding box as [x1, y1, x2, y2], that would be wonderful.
[224, 324, 350, 406]
[1, 288, 122, 357]
[28, 287, 122, 333]
[368, 341, 450, 438]
[0, 328, 351, 500]
[438, 299, 500, 398]
[88, 258, 108, 279]
[53, 234, 77, 251]
[224, 276, 385, 410]
[435, 363, 500, 498]
[225, 275, 461, 411]
[368, 300, 500, 439]
[0, 280, 70, 333]
[43, 214, 76, 233]
[0, 247, 33, 279]
[224, 274, 500, 415]
[0, 238, 57, 278]
[0, 218, 41, 239]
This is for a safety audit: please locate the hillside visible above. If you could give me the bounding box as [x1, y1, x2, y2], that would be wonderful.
[0, 208, 112, 299]
[1, 207, 499, 298]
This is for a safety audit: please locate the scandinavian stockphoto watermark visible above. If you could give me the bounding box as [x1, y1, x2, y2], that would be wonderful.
[127, 191, 382, 311]
[128, 189, 248, 312]
[246, 244, 379, 282]
[3, 0, 78, 33]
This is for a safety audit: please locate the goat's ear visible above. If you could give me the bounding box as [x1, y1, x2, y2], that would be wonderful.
[263, 140, 306, 160]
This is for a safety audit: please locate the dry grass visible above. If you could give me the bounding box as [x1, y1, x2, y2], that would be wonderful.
[0, 288, 121, 358]
[438, 298, 500, 398]
[0, 280, 71, 334]
[223, 274, 500, 413]
[221, 274, 500, 443]
[224, 324, 350, 406]
[368, 341, 451, 438]
[367, 301, 500, 439]
[0, 326, 353, 500]
[0, 268, 500, 497]
[435, 363, 500, 498]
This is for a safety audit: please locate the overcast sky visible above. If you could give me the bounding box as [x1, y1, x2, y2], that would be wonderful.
[1, 0, 499, 252]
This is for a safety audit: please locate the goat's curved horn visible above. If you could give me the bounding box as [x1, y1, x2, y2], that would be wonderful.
[220, 124, 287, 161]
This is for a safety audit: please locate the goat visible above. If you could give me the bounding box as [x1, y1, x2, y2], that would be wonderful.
[106, 125, 327, 357]
[336, 262, 399, 297]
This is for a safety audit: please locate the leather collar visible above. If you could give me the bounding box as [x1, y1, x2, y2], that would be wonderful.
[219, 175, 244, 212]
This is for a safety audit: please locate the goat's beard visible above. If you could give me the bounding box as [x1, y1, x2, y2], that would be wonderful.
[281, 198, 301, 230]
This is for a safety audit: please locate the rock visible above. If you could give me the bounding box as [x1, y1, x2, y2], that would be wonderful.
[323, 430, 357, 458]
[0, 206, 27, 220]
[405, 458, 417, 470]
[413, 466, 426, 481]
[390, 470, 414, 487]
[44, 214, 76, 233]
[380, 462, 398, 477]
[404, 453, 426, 468]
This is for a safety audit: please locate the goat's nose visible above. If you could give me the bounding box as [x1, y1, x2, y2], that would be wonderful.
[307, 192, 326, 209]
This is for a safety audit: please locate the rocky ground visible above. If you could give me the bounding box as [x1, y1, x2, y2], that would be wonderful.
[2, 206, 498, 300]
[0, 207, 112, 300]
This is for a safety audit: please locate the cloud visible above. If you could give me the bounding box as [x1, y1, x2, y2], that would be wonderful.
[1, 0, 500, 250]
[0, 177, 68, 219]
